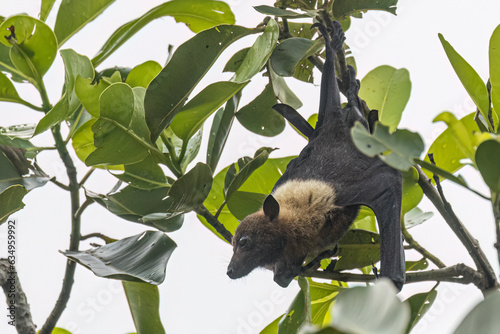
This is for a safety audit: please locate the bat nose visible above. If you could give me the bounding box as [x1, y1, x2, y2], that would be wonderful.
[227, 265, 234, 278]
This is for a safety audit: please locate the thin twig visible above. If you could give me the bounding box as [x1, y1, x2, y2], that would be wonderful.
[301, 263, 487, 290]
[80, 233, 116, 244]
[0, 259, 36, 334]
[50, 178, 70, 191]
[416, 165, 498, 290]
[195, 205, 233, 243]
[402, 225, 446, 269]
[74, 198, 93, 220]
[492, 193, 500, 270]
[78, 168, 95, 187]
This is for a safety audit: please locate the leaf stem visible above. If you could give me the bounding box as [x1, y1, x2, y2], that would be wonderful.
[79, 168, 96, 187]
[195, 205, 233, 243]
[402, 224, 446, 269]
[492, 192, 500, 270]
[50, 178, 70, 191]
[15, 98, 45, 112]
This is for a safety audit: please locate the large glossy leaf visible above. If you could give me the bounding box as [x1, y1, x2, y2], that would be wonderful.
[334, 229, 380, 271]
[86, 84, 154, 166]
[279, 277, 312, 333]
[0, 150, 49, 193]
[270, 66, 303, 109]
[0, 72, 23, 104]
[126, 61, 162, 89]
[40, 0, 57, 21]
[476, 139, 500, 192]
[223, 48, 250, 73]
[0, 133, 34, 152]
[145, 25, 254, 140]
[167, 162, 212, 212]
[170, 81, 247, 141]
[330, 279, 410, 334]
[351, 122, 425, 171]
[123, 281, 166, 334]
[236, 84, 285, 136]
[91, 0, 235, 66]
[207, 93, 240, 172]
[489, 24, 500, 124]
[35, 49, 94, 135]
[75, 71, 122, 117]
[0, 185, 27, 225]
[111, 155, 169, 190]
[54, 0, 115, 47]
[359, 65, 411, 132]
[270, 38, 323, 77]
[224, 148, 274, 201]
[233, 19, 279, 83]
[425, 112, 480, 174]
[404, 207, 434, 229]
[309, 281, 345, 326]
[439, 33, 491, 130]
[0, 15, 57, 80]
[332, 0, 398, 18]
[454, 291, 500, 334]
[405, 287, 437, 333]
[402, 167, 423, 215]
[63, 231, 176, 284]
[0, 42, 26, 83]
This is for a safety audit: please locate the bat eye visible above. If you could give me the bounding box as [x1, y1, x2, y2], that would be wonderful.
[239, 235, 250, 249]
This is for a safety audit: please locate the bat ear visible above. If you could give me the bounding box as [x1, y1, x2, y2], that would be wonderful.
[263, 195, 280, 221]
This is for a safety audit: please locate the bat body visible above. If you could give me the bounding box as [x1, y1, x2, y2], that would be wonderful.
[227, 21, 405, 290]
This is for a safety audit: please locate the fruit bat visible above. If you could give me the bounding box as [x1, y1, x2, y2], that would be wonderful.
[227, 20, 405, 290]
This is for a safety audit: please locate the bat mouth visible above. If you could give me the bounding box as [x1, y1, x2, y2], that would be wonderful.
[226, 263, 253, 279]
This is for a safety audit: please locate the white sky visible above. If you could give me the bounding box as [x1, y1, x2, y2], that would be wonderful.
[1, 0, 500, 333]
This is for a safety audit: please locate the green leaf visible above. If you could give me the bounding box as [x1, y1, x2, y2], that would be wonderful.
[225, 148, 274, 202]
[236, 84, 285, 137]
[309, 281, 344, 326]
[54, 0, 115, 47]
[331, 279, 410, 334]
[351, 206, 377, 232]
[199, 156, 293, 239]
[87, 186, 182, 231]
[40, 0, 57, 21]
[270, 65, 302, 109]
[335, 229, 380, 271]
[233, 19, 279, 83]
[126, 61, 162, 89]
[35, 49, 94, 135]
[51, 328, 72, 334]
[223, 48, 250, 73]
[62, 231, 176, 284]
[405, 288, 437, 332]
[402, 167, 423, 216]
[207, 93, 240, 172]
[0, 185, 27, 225]
[123, 281, 165, 334]
[351, 122, 425, 171]
[92, 0, 235, 66]
[0, 42, 26, 82]
[476, 139, 500, 192]
[455, 290, 500, 334]
[434, 111, 458, 127]
[404, 207, 434, 229]
[167, 162, 212, 212]
[359, 65, 411, 132]
[489, 24, 500, 125]
[332, 0, 398, 18]
[405, 258, 429, 271]
[253, 5, 313, 19]
[275, 0, 317, 10]
[293, 58, 315, 83]
[111, 155, 168, 190]
[0, 150, 49, 193]
[86, 84, 154, 166]
[0, 72, 22, 104]
[279, 277, 311, 333]
[0, 133, 34, 152]
[170, 81, 247, 141]
[75, 71, 122, 117]
[270, 38, 323, 77]
[0, 15, 57, 80]
[145, 25, 254, 140]
[179, 129, 203, 173]
[226, 191, 267, 221]
[439, 33, 491, 130]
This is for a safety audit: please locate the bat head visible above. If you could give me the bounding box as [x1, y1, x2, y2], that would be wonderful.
[227, 195, 285, 280]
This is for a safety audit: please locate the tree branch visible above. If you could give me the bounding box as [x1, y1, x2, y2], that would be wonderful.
[39, 125, 82, 334]
[492, 193, 500, 270]
[195, 205, 233, 243]
[0, 259, 36, 334]
[302, 263, 488, 290]
[416, 165, 498, 290]
[402, 224, 446, 269]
